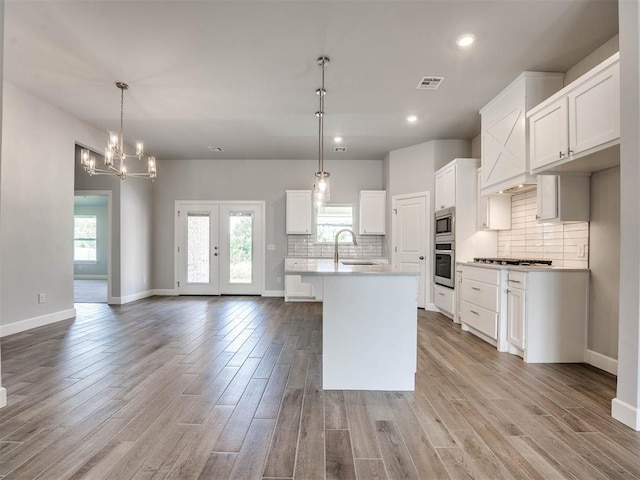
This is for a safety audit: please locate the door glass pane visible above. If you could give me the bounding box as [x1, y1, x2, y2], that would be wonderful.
[229, 212, 253, 284]
[187, 214, 210, 283]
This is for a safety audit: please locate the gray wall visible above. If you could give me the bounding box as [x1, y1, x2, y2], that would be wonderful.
[152, 158, 382, 291]
[565, 35, 619, 85]
[1, 82, 105, 329]
[589, 166, 620, 358]
[73, 202, 108, 277]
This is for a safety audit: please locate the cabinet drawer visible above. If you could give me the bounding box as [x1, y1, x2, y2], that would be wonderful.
[461, 266, 500, 285]
[460, 301, 498, 339]
[461, 279, 499, 312]
[434, 285, 455, 314]
[507, 271, 527, 289]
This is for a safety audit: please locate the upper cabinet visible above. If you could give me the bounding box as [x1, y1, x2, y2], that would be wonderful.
[286, 190, 312, 234]
[359, 190, 386, 235]
[480, 72, 564, 196]
[529, 53, 620, 175]
[434, 164, 456, 211]
[477, 169, 511, 231]
[536, 175, 590, 223]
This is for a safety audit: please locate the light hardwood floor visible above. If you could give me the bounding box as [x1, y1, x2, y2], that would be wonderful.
[0, 296, 638, 479]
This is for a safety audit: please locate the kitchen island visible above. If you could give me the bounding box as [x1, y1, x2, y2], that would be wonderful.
[285, 259, 419, 390]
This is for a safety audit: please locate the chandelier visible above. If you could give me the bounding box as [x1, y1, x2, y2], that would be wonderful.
[314, 56, 330, 207]
[80, 82, 157, 181]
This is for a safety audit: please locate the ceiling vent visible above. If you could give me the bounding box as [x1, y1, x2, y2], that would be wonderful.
[416, 76, 444, 90]
[208, 146, 224, 152]
[334, 146, 347, 153]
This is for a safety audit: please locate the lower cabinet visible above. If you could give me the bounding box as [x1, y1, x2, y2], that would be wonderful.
[460, 264, 589, 362]
[434, 284, 455, 318]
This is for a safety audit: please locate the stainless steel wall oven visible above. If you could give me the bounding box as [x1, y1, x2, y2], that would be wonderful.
[434, 241, 455, 288]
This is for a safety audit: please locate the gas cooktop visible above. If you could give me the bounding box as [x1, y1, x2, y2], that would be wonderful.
[473, 257, 553, 266]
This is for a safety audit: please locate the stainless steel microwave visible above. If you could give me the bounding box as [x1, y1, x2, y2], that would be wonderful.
[435, 206, 455, 241]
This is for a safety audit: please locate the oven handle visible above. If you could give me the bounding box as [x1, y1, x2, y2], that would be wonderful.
[435, 250, 453, 254]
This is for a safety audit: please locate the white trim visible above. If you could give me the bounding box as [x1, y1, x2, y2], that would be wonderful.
[424, 303, 438, 312]
[0, 308, 76, 337]
[109, 290, 154, 305]
[586, 350, 618, 376]
[153, 289, 179, 296]
[262, 290, 285, 297]
[74, 275, 108, 280]
[0, 387, 6, 409]
[612, 398, 640, 431]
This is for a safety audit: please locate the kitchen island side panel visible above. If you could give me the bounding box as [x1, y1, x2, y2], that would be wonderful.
[322, 275, 418, 390]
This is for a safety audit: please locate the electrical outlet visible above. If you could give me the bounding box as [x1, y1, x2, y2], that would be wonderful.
[577, 243, 586, 258]
[38, 293, 46, 304]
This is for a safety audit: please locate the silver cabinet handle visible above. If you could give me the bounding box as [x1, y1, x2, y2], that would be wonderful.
[568, 149, 574, 155]
[470, 310, 479, 315]
[438, 292, 445, 296]
[559, 151, 565, 158]
[509, 279, 521, 284]
[471, 287, 481, 291]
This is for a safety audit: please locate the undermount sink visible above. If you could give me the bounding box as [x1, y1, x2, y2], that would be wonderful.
[340, 260, 377, 266]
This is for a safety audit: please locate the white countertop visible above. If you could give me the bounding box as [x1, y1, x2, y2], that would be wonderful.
[285, 258, 417, 276]
[457, 261, 589, 273]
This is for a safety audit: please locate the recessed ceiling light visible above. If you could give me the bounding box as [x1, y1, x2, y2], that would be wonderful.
[456, 34, 475, 48]
[208, 146, 224, 152]
[334, 136, 343, 143]
[407, 115, 418, 123]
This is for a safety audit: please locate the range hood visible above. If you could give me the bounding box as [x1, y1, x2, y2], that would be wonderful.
[498, 183, 537, 195]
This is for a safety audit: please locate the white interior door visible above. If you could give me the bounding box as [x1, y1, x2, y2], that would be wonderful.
[177, 203, 220, 295]
[393, 193, 428, 308]
[219, 204, 264, 295]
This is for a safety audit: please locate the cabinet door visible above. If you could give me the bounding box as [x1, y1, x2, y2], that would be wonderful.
[569, 61, 620, 155]
[435, 164, 456, 210]
[359, 191, 386, 235]
[477, 169, 489, 229]
[529, 97, 569, 171]
[536, 175, 558, 221]
[286, 190, 312, 234]
[507, 287, 526, 350]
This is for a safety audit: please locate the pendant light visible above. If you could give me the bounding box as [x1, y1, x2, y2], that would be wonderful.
[80, 82, 157, 181]
[314, 56, 330, 207]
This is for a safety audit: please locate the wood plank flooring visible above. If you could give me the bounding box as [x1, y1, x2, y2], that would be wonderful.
[0, 296, 638, 479]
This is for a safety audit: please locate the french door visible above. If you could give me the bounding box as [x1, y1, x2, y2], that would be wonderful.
[176, 201, 264, 295]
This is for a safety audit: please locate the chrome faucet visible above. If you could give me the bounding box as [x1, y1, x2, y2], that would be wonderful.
[334, 228, 357, 264]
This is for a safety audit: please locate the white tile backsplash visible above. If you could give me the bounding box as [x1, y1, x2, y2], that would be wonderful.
[497, 189, 589, 268]
[287, 234, 383, 258]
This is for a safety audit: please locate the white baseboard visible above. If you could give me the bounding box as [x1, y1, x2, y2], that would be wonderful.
[74, 275, 107, 280]
[263, 290, 285, 297]
[109, 290, 154, 305]
[424, 303, 438, 312]
[0, 387, 6, 409]
[0, 308, 76, 337]
[612, 397, 640, 431]
[153, 289, 178, 296]
[586, 350, 618, 376]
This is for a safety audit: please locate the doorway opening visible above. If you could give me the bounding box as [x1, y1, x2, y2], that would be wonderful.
[73, 192, 111, 303]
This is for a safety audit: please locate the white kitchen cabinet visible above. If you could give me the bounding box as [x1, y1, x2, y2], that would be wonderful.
[459, 265, 508, 350]
[505, 269, 589, 363]
[480, 72, 564, 196]
[434, 164, 456, 211]
[506, 272, 526, 351]
[286, 190, 312, 234]
[536, 175, 590, 223]
[359, 190, 386, 235]
[529, 53, 620, 174]
[477, 168, 511, 230]
[434, 284, 454, 318]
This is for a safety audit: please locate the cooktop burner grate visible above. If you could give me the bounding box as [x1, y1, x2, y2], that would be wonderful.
[473, 257, 553, 266]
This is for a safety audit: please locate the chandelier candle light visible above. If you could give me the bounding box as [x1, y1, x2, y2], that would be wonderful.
[80, 82, 157, 181]
[314, 56, 330, 207]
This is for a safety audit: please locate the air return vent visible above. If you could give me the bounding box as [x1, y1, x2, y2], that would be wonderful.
[416, 76, 444, 90]
[334, 146, 347, 153]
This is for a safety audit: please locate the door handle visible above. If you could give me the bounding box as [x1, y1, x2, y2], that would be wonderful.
[419, 256, 425, 260]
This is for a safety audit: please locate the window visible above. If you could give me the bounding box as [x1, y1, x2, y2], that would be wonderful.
[316, 204, 353, 243]
[74, 215, 97, 262]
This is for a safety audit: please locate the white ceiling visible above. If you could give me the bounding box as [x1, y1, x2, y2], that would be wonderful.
[4, 0, 618, 161]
